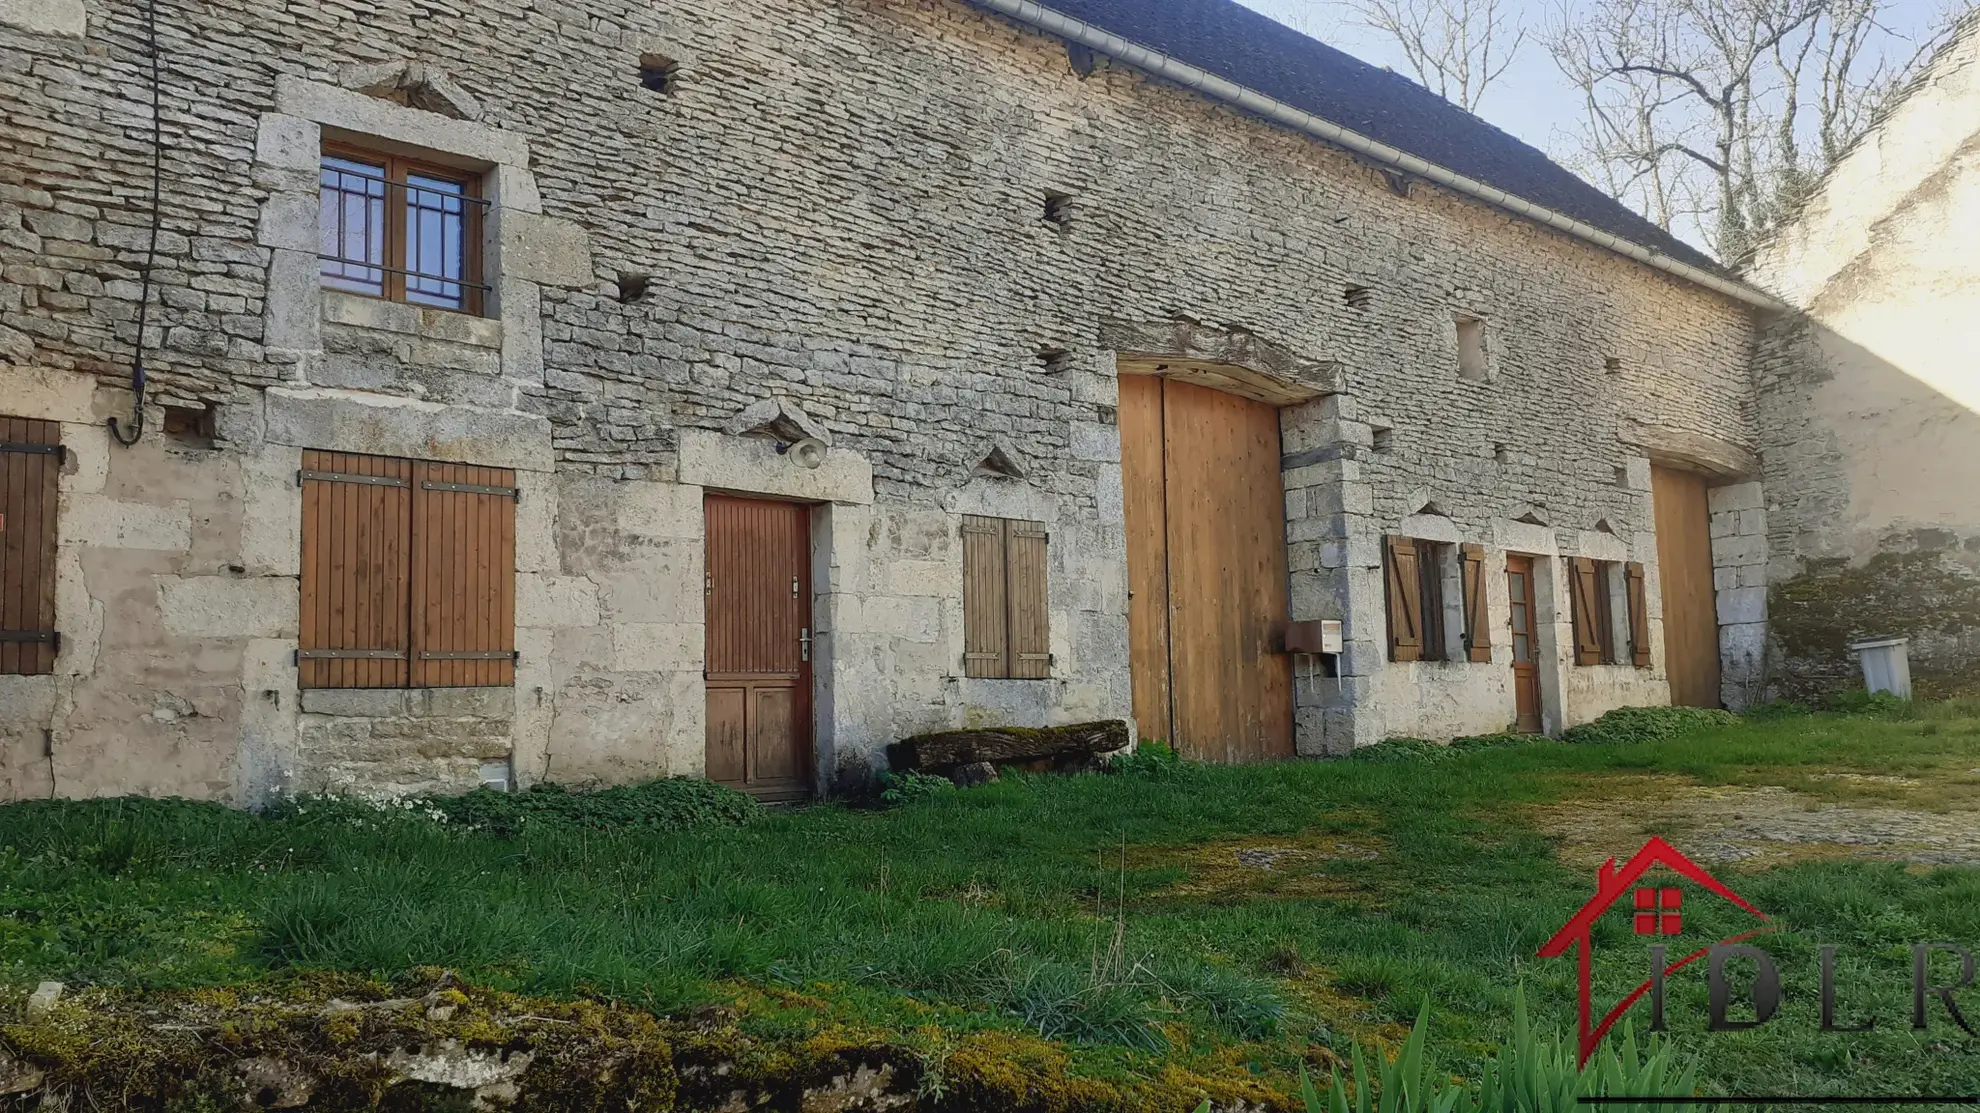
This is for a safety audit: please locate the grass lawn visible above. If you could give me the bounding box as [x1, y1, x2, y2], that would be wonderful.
[4, 702, 1980, 1108]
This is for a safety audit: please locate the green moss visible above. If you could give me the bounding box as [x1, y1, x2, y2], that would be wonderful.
[0, 974, 678, 1112]
[1772, 550, 1980, 699]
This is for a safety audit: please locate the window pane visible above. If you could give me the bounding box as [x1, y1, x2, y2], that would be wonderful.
[404, 173, 467, 309]
[319, 155, 387, 295]
[1512, 631, 1531, 663]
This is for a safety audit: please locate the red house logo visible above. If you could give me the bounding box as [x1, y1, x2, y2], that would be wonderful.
[1537, 836, 1776, 1065]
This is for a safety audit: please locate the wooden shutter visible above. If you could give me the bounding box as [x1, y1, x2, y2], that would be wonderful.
[0, 418, 61, 676]
[1626, 560, 1652, 667]
[1006, 519, 1051, 679]
[411, 461, 517, 688]
[1384, 536, 1422, 662]
[962, 515, 1008, 678]
[962, 516, 1051, 679]
[299, 451, 413, 689]
[1459, 543, 1491, 663]
[1568, 557, 1603, 666]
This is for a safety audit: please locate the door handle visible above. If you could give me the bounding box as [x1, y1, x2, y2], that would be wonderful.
[799, 627, 810, 663]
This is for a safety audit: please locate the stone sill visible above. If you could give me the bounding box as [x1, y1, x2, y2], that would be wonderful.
[299, 686, 514, 719]
[321, 290, 503, 349]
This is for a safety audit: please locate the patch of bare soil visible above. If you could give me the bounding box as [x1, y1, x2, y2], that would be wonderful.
[1129, 831, 1385, 902]
[1526, 774, 1980, 871]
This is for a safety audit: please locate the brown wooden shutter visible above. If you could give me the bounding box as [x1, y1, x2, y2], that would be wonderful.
[962, 514, 1008, 678]
[1384, 536, 1422, 662]
[1006, 519, 1051, 679]
[411, 461, 517, 688]
[1459, 543, 1492, 663]
[0, 418, 62, 676]
[1626, 560, 1652, 667]
[299, 451, 413, 689]
[1568, 557, 1603, 666]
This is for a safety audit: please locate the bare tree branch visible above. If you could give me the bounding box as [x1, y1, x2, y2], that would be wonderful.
[1347, 0, 1530, 109]
[1545, 0, 1970, 258]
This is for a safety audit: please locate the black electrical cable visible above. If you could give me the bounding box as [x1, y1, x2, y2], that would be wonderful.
[110, 0, 163, 448]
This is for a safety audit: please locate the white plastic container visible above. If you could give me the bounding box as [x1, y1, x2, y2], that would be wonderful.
[1849, 637, 1912, 700]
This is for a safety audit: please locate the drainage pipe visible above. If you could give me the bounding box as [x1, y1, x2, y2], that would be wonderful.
[970, 0, 1784, 312]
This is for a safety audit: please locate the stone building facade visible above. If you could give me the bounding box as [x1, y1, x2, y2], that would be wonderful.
[1744, 15, 1980, 702]
[0, 0, 1773, 804]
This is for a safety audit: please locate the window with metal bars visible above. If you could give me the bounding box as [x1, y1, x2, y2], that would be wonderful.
[297, 450, 517, 689]
[318, 144, 488, 315]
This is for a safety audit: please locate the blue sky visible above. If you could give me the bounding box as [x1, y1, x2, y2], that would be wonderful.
[1234, 0, 1946, 162]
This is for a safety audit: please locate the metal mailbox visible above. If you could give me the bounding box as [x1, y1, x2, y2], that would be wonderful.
[1283, 619, 1343, 655]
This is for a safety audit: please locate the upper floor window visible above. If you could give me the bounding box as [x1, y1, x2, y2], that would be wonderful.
[319, 143, 487, 315]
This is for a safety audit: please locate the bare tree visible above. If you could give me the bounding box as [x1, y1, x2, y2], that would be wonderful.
[1268, 0, 1345, 38]
[1547, 0, 1969, 259]
[1348, 0, 1530, 110]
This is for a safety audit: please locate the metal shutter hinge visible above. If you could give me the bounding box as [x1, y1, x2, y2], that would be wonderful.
[0, 443, 65, 461]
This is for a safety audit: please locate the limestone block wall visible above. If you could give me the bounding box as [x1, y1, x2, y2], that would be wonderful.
[0, 369, 249, 802]
[1710, 481, 1769, 708]
[0, 0, 1763, 797]
[1745, 18, 1980, 700]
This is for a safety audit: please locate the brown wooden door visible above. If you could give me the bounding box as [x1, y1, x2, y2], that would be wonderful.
[704, 495, 814, 800]
[1120, 376, 1294, 763]
[1651, 466, 1721, 708]
[1506, 554, 1542, 732]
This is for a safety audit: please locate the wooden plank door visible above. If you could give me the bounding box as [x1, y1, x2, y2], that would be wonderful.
[1119, 376, 1294, 763]
[1119, 375, 1173, 746]
[704, 495, 814, 800]
[1652, 466, 1721, 707]
[1506, 554, 1542, 732]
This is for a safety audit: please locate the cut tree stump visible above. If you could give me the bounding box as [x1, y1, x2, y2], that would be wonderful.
[887, 720, 1130, 775]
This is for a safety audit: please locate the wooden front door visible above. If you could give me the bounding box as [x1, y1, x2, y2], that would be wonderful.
[1651, 466, 1721, 708]
[704, 495, 814, 800]
[1506, 554, 1542, 732]
[1120, 375, 1294, 763]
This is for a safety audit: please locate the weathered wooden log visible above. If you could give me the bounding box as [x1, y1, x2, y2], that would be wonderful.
[888, 720, 1130, 773]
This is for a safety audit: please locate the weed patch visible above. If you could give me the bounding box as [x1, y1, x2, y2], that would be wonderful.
[1560, 705, 1738, 746]
[274, 777, 760, 837]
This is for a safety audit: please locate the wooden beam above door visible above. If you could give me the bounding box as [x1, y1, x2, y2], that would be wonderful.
[1116, 357, 1340, 406]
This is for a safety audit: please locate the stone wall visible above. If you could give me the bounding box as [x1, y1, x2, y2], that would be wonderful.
[0, 0, 1760, 801]
[1745, 18, 1980, 701]
[1710, 481, 1769, 708]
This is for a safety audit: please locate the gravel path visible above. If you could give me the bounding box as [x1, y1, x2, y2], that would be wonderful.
[1527, 777, 1980, 870]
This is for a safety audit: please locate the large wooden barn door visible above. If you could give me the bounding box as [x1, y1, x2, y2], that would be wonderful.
[704, 495, 815, 800]
[1120, 376, 1294, 763]
[1651, 466, 1721, 708]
